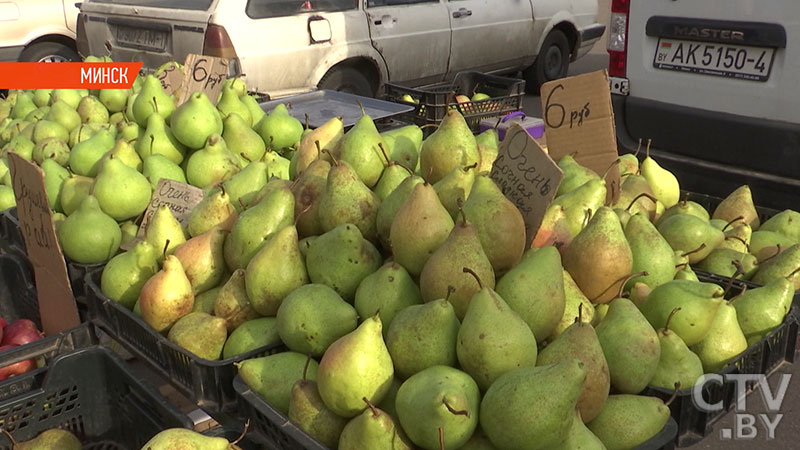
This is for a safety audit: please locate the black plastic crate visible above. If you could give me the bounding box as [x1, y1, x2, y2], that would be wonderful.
[84, 268, 282, 413]
[0, 347, 192, 450]
[234, 375, 678, 450]
[384, 71, 525, 132]
[643, 275, 798, 447]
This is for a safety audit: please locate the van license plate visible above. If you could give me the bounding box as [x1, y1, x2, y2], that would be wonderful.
[116, 26, 167, 51]
[653, 38, 774, 82]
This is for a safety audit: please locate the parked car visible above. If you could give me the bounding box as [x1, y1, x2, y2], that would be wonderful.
[75, 0, 605, 98]
[0, 0, 81, 62]
[608, 0, 799, 210]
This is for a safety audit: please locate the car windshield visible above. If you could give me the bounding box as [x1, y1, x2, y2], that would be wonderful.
[89, 0, 214, 11]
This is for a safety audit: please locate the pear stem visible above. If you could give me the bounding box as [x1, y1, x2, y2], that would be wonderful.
[569, 151, 579, 158]
[582, 208, 592, 229]
[378, 143, 392, 166]
[759, 245, 782, 265]
[162, 239, 170, 258]
[787, 266, 800, 279]
[626, 192, 659, 212]
[681, 243, 706, 258]
[446, 285, 456, 301]
[295, 203, 313, 227]
[239, 152, 252, 163]
[321, 149, 339, 166]
[363, 397, 379, 417]
[723, 266, 744, 298]
[590, 271, 649, 303]
[356, 100, 366, 117]
[302, 354, 312, 381]
[634, 138, 642, 157]
[398, 162, 414, 176]
[666, 383, 681, 405]
[438, 427, 445, 450]
[602, 158, 621, 179]
[723, 216, 745, 232]
[725, 235, 750, 252]
[304, 113, 310, 130]
[679, 191, 689, 206]
[219, 185, 227, 196]
[646, 139, 652, 159]
[731, 284, 749, 301]
[462, 267, 483, 289]
[457, 198, 467, 226]
[231, 419, 250, 446]
[152, 96, 159, 113]
[664, 307, 681, 333]
[419, 124, 440, 131]
[149, 134, 155, 153]
[1, 428, 17, 446]
[314, 140, 322, 159]
[442, 399, 470, 418]
[675, 263, 687, 270]
[575, 303, 583, 324]
[462, 162, 478, 172]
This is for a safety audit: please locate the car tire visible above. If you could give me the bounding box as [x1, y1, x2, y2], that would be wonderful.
[19, 42, 81, 63]
[525, 29, 570, 93]
[318, 66, 374, 97]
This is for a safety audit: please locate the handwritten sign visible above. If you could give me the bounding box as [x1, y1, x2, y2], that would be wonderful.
[7, 154, 79, 335]
[540, 70, 620, 204]
[178, 54, 229, 105]
[133, 179, 205, 243]
[156, 63, 184, 95]
[490, 124, 564, 248]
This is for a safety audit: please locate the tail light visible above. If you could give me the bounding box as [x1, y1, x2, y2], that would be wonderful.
[608, 0, 630, 77]
[203, 24, 238, 60]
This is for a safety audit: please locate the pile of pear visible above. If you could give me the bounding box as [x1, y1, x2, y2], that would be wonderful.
[0, 57, 308, 265]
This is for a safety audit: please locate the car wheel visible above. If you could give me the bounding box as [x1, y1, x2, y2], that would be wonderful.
[19, 42, 81, 63]
[318, 66, 374, 97]
[525, 29, 570, 92]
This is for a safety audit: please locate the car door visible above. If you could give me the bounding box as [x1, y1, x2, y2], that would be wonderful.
[446, 0, 534, 76]
[366, 0, 451, 86]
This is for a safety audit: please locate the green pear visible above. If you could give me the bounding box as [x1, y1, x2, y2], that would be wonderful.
[32, 88, 53, 108]
[77, 94, 109, 124]
[696, 247, 758, 279]
[142, 154, 187, 189]
[317, 315, 394, 417]
[434, 163, 477, 220]
[241, 94, 267, 127]
[554, 409, 607, 450]
[624, 213, 677, 289]
[104, 138, 143, 171]
[222, 112, 266, 163]
[59, 174, 93, 216]
[7, 428, 81, 450]
[386, 299, 460, 379]
[140, 428, 238, 450]
[31, 119, 68, 144]
[170, 91, 224, 149]
[292, 116, 343, 177]
[373, 158, 412, 201]
[305, 223, 382, 301]
[41, 158, 69, 212]
[99, 88, 130, 113]
[44, 100, 81, 132]
[587, 395, 670, 450]
[222, 317, 281, 359]
[187, 187, 238, 237]
[101, 239, 159, 309]
[719, 223, 752, 253]
[132, 75, 176, 126]
[32, 137, 70, 166]
[277, 283, 358, 357]
[712, 185, 760, 230]
[760, 209, 800, 243]
[263, 150, 290, 179]
[255, 103, 303, 151]
[538, 310, 610, 423]
[245, 224, 309, 316]
[185, 134, 241, 189]
[10, 92, 36, 120]
[617, 152, 639, 177]
[139, 255, 195, 333]
[457, 268, 537, 390]
[222, 160, 268, 211]
[376, 174, 424, 246]
[191, 287, 219, 316]
[750, 230, 795, 257]
[552, 178, 608, 237]
[481, 360, 587, 450]
[338, 400, 414, 450]
[657, 214, 724, 263]
[552, 269, 596, 338]
[475, 128, 499, 174]
[690, 302, 748, 372]
[377, 377, 401, 419]
[419, 109, 479, 184]
[2, 135, 35, 161]
[216, 85, 252, 125]
[355, 262, 422, 335]
[556, 155, 601, 196]
[317, 158, 381, 242]
[289, 377, 348, 449]
[640, 280, 725, 346]
[649, 307, 705, 390]
[93, 156, 152, 221]
[168, 311, 227, 360]
[172, 227, 227, 295]
[51, 88, 83, 109]
[641, 152, 680, 208]
[213, 269, 260, 332]
[116, 119, 142, 143]
[57, 195, 121, 263]
[656, 199, 711, 227]
[144, 204, 187, 260]
[290, 159, 331, 238]
[396, 365, 480, 450]
[751, 244, 800, 289]
[238, 351, 319, 415]
[381, 124, 422, 170]
[596, 298, 660, 394]
[223, 184, 294, 270]
[137, 113, 187, 164]
[68, 128, 115, 176]
[732, 277, 795, 343]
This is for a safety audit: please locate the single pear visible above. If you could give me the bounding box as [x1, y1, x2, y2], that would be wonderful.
[640, 280, 725, 346]
[649, 307, 705, 390]
[373, 157, 412, 201]
[595, 298, 661, 394]
[222, 112, 266, 163]
[10, 92, 36, 119]
[254, 103, 303, 152]
[242, 94, 267, 128]
[475, 128, 499, 174]
[40, 158, 69, 212]
[277, 283, 358, 357]
[317, 158, 381, 242]
[354, 261, 423, 336]
[617, 152, 640, 176]
[551, 178, 607, 237]
[168, 311, 227, 360]
[386, 299, 461, 380]
[217, 85, 252, 125]
[750, 230, 794, 256]
[31, 119, 68, 144]
[7, 428, 81, 450]
[732, 277, 795, 343]
[58, 174, 94, 216]
[142, 154, 187, 189]
[172, 227, 227, 295]
[103, 137, 143, 171]
[290, 159, 331, 238]
[222, 317, 281, 359]
[306, 223, 382, 301]
[689, 302, 748, 372]
[395, 365, 481, 450]
[132, 75, 176, 126]
[760, 209, 800, 243]
[376, 174, 424, 247]
[587, 395, 670, 450]
[556, 154, 601, 196]
[145, 205, 187, 260]
[624, 213, 677, 290]
[552, 269, 596, 338]
[185, 134, 241, 189]
[2, 135, 35, 161]
[170, 91, 224, 149]
[192, 286, 220, 315]
[419, 109, 479, 184]
[289, 377, 349, 449]
[338, 400, 414, 450]
[187, 187, 238, 237]
[457, 268, 538, 390]
[382, 124, 422, 170]
[657, 213, 725, 264]
[77, 94, 109, 124]
[68, 128, 115, 177]
[751, 244, 800, 289]
[641, 152, 680, 208]
[538, 310, 610, 423]
[292, 116, 343, 177]
[434, 163, 477, 220]
[696, 247, 758, 279]
[137, 113, 187, 164]
[481, 360, 587, 450]
[317, 315, 394, 417]
[93, 155, 152, 221]
[57, 195, 122, 263]
[222, 160, 268, 212]
[531, 204, 573, 250]
[32, 88, 53, 108]
[100, 239, 159, 309]
[333, 111, 387, 188]
[238, 351, 319, 414]
[140, 428, 238, 450]
[99, 87, 130, 113]
[214, 269, 260, 332]
[139, 255, 195, 333]
[32, 137, 70, 166]
[246, 224, 310, 316]
[712, 185, 760, 230]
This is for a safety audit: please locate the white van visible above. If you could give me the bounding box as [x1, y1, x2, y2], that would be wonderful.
[75, 0, 605, 98]
[0, 0, 81, 62]
[608, 0, 799, 209]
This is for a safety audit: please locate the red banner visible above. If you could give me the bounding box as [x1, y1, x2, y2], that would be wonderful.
[0, 63, 143, 89]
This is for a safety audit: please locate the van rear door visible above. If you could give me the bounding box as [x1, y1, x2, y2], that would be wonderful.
[79, 0, 214, 73]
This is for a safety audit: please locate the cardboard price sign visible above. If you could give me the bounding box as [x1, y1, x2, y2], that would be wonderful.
[540, 70, 620, 203]
[178, 54, 230, 105]
[490, 124, 564, 248]
[7, 154, 80, 335]
[156, 63, 184, 95]
[134, 179, 205, 242]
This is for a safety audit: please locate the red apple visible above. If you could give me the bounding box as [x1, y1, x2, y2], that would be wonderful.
[2, 320, 43, 347]
[0, 344, 37, 381]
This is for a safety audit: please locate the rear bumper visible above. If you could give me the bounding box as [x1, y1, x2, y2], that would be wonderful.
[575, 24, 606, 60]
[613, 93, 800, 210]
[0, 46, 24, 62]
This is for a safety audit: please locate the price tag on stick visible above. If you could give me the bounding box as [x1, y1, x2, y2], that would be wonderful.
[156, 63, 184, 96]
[7, 154, 80, 335]
[540, 70, 620, 204]
[490, 123, 564, 248]
[132, 179, 206, 243]
[178, 54, 230, 105]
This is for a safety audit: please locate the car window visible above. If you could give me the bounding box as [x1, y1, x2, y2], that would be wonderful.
[89, 0, 213, 10]
[246, 0, 358, 19]
[367, 0, 438, 7]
